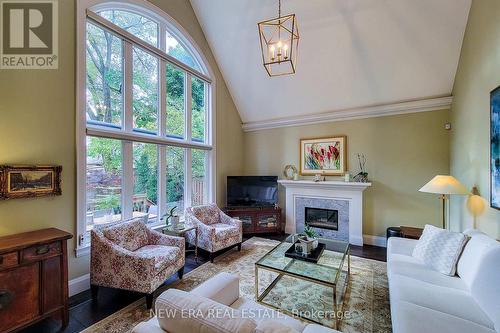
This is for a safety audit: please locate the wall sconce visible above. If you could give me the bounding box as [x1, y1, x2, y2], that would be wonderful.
[466, 186, 486, 228]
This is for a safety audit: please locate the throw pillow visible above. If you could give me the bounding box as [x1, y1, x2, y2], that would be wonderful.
[412, 224, 468, 276]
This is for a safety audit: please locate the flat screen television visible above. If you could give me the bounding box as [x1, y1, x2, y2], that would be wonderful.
[227, 176, 278, 208]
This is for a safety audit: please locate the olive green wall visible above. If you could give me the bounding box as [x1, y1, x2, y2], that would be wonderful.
[243, 110, 451, 239]
[449, 0, 500, 239]
[0, 0, 244, 279]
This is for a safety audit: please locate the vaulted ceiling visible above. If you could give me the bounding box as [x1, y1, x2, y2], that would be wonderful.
[190, 0, 471, 129]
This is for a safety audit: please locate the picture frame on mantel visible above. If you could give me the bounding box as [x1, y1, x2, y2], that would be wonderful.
[491, 85, 500, 210]
[300, 136, 347, 176]
[0, 165, 62, 200]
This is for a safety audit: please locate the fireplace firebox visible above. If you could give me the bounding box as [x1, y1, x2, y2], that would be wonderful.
[305, 207, 338, 231]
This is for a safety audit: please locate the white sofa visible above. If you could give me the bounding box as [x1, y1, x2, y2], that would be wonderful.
[387, 229, 500, 333]
[133, 272, 339, 333]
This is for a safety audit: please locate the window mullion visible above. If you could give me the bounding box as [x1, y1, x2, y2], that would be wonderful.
[122, 40, 134, 219]
[158, 145, 166, 225]
[185, 148, 192, 209]
[186, 74, 192, 141]
[122, 141, 134, 219]
[158, 57, 167, 223]
[185, 74, 193, 207]
[123, 41, 133, 132]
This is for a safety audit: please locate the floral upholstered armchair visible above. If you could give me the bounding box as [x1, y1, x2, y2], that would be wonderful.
[90, 218, 185, 309]
[185, 204, 242, 262]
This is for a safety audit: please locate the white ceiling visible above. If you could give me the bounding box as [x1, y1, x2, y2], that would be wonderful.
[190, 0, 471, 125]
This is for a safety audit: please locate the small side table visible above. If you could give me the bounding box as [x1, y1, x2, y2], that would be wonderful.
[400, 226, 423, 240]
[162, 224, 198, 262]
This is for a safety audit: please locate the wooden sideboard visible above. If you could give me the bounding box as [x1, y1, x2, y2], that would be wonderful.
[224, 206, 283, 235]
[0, 228, 72, 333]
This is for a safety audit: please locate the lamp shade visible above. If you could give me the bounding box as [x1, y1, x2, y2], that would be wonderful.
[419, 175, 470, 195]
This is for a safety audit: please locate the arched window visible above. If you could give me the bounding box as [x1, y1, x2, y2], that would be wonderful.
[76, 0, 215, 254]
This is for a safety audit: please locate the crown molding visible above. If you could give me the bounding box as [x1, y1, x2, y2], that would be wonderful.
[242, 96, 453, 132]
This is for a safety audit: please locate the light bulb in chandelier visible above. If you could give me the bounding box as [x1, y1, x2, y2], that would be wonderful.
[283, 44, 289, 59]
[269, 45, 276, 61]
[276, 41, 283, 59]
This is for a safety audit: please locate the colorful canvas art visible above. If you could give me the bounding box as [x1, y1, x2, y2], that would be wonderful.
[491, 86, 500, 209]
[300, 136, 346, 176]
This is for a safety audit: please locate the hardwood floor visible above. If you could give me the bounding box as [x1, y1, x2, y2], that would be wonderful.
[19, 234, 386, 333]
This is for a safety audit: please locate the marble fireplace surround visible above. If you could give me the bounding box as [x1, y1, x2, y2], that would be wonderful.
[278, 180, 372, 246]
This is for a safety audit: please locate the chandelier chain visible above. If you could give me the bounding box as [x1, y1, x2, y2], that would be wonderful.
[278, 0, 281, 18]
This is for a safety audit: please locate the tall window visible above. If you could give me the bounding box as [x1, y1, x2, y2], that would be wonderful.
[77, 1, 214, 252]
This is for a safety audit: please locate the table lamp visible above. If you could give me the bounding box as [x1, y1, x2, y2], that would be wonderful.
[419, 175, 470, 229]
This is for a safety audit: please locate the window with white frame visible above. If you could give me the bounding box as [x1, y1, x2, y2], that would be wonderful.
[76, 1, 215, 253]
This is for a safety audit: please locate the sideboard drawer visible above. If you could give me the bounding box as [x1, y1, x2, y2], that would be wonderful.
[0, 252, 18, 270]
[22, 241, 61, 263]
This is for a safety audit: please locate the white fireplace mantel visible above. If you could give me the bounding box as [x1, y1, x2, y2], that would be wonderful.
[278, 180, 371, 246]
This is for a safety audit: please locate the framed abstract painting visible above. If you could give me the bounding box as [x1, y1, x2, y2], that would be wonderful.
[300, 136, 347, 176]
[491, 86, 500, 210]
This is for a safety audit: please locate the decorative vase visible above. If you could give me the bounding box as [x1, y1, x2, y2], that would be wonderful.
[298, 236, 315, 254]
[170, 216, 180, 229]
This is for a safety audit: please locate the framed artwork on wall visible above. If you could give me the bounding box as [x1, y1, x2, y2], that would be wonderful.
[0, 165, 62, 200]
[491, 85, 500, 210]
[300, 136, 347, 176]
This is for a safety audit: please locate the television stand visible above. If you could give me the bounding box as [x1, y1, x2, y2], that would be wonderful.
[223, 206, 283, 235]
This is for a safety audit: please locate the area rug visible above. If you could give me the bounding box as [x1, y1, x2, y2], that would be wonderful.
[81, 237, 391, 333]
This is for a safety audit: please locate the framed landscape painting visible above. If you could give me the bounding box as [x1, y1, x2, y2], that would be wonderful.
[491, 86, 500, 210]
[0, 165, 62, 199]
[300, 136, 347, 176]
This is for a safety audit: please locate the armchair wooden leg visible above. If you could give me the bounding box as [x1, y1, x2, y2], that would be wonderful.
[177, 267, 184, 279]
[237, 243, 242, 251]
[145, 293, 154, 310]
[91, 285, 98, 301]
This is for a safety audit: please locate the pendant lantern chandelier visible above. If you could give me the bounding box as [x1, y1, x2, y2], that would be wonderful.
[258, 0, 299, 77]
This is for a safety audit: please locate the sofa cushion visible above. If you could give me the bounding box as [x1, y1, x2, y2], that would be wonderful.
[102, 219, 149, 252]
[155, 289, 257, 333]
[230, 297, 306, 332]
[255, 320, 300, 333]
[389, 274, 494, 329]
[134, 245, 181, 271]
[412, 225, 468, 276]
[388, 254, 467, 291]
[469, 246, 500, 332]
[391, 300, 496, 333]
[190, 272, 240, 306]
[457, 230, 498, 288]
[387, 237, 418, 258]
[213, 223, 241, 239]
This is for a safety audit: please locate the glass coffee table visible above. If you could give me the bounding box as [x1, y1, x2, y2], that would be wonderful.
[255, 234, 350, 329]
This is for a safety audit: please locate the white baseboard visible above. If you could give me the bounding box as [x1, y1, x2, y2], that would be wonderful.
[363, 234, 387, 247]
[69, 273, 90, 297]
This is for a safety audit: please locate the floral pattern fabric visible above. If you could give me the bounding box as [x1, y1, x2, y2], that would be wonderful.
[185, 204, 242, 253]
[102, 218, 149, 252]
[91, 220, 185, 294]
[189, 204, 221, 225]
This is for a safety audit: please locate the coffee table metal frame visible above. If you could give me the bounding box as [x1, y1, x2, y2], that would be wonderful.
[254, 236, 350, 329]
